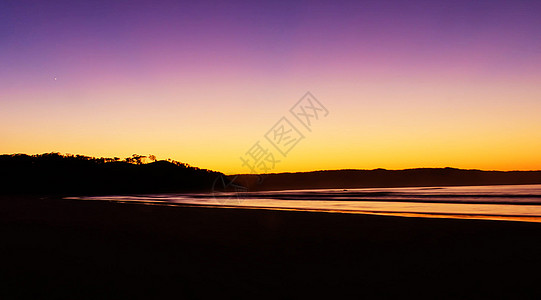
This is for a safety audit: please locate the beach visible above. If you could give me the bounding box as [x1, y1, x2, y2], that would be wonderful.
[2, 196, 541, 299]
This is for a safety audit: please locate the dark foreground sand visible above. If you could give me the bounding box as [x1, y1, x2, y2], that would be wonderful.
[2, 196, 541, 299]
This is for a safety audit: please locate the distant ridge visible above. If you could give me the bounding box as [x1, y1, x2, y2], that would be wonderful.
[232, 168, 541, 191]
[2, 153, 540, 195]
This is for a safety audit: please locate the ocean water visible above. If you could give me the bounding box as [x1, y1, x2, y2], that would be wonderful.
[67, 184, 541, 222]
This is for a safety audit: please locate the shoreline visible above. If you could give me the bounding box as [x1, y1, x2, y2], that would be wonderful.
[69, 196, 541, 223]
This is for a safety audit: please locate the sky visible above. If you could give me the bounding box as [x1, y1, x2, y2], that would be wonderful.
[1, 0, 541, 174]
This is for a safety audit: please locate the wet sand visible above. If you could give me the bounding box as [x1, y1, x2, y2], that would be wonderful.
[2, 196, 541, 299]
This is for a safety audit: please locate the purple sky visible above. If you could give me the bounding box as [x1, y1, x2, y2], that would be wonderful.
[2, 0, 541, 172]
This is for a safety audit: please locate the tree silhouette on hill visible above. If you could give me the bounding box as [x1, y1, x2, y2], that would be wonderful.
[0, 153, 223, 196]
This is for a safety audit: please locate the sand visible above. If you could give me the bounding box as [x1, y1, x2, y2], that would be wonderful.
[1, 196, 541, 299]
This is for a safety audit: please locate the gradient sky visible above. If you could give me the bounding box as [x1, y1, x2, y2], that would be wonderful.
[1, 0, 541, 174]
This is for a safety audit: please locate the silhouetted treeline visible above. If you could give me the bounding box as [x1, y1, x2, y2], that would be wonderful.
[233, 168, 541, 191]
[0, 153, 223, 195]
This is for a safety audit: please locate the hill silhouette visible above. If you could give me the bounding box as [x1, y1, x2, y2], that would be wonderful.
[2, 153, 541, 195]
[0, 153, 223, 196]
[232, 168, 541, 191]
